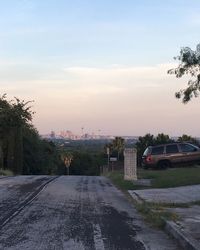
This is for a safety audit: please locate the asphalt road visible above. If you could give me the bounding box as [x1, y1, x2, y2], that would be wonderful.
[0, 176, 180, 250]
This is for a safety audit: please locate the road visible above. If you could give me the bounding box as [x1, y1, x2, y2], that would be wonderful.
[0, 176, 180, 250]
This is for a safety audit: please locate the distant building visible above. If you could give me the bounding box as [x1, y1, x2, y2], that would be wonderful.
[50, 131, 56, 139]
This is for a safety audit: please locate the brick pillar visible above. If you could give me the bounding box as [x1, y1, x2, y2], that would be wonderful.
[124, 148, 137, 181]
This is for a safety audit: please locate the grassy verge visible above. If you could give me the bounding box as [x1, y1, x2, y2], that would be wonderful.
[0, 169, 14, 176]
[138, 166, 200, 188]
[135, 201, 179, 228]
[103, 167, 200, 228]
[104, 166, 200, 191]
[104, 170, 135, 191]
[103, 170, 178, 228]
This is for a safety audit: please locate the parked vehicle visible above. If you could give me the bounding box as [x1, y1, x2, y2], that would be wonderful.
[142, 142, 200, 169]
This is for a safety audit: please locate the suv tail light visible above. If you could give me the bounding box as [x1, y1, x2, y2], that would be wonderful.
[146, 155, 152, 162]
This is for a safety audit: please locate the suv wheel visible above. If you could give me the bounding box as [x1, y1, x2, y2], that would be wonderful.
[157, 160, 171, 169]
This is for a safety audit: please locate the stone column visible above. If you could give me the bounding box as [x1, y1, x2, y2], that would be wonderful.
[124, 148, 137, 181]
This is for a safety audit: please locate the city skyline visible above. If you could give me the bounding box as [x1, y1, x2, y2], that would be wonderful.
[43, 128, 200, 140]
[1, 1, 200, 136]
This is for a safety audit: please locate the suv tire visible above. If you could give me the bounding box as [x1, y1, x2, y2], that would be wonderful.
[157, 160, 171, 169]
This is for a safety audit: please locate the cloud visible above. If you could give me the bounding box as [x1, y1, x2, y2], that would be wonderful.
[0, 62, 180, 100]
[63, 63, 178, 89]
[3, 62, 197, 136]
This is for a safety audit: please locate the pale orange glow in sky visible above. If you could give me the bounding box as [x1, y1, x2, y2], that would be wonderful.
[1, 1, 200, 136]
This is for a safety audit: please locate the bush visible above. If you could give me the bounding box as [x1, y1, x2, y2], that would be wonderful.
[0, 169, 14, 176]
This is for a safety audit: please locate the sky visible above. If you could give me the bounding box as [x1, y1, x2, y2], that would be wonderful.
[1, 0, 200, 136]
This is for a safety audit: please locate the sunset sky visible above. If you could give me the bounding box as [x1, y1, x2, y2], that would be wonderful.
[1, 0, 200, 136]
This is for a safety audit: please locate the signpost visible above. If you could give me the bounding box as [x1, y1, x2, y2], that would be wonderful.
[110, 157, 117, 171]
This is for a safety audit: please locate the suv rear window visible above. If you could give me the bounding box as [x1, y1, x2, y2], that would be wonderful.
[166, 144, 179, 154]
[179, 143, 197, 152]
[151, 146, 164, 155]
[143, 147, 151, 156]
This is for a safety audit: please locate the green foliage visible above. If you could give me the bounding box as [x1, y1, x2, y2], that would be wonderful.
[168, 43, 200, 103]
[135, 202, 177, 229]
[154, 133, 171, 145]
[135, 133, 154, 162]
[58, 139, 107, 176]
[138, 167, 200, 188]
[70, 151, 103, 176]
[0, 95, 63, 175]
[104, 142, 113, 155]
[105, 137, 125, 161]
[105, 169, 178, 228]
[0, 95, 34, 173]
[135, 133, 173, 166]
[0, 169, 14, 176]
[177, 134, 199, 146]
[23, 125, 63, 175]
[104, 170, 135, 190]
[0, 94, 34, 129]
[112, 137, 125, 160]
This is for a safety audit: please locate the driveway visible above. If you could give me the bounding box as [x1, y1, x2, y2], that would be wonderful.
[0, 176, 180, 250]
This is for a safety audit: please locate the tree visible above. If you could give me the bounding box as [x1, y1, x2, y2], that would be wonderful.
[135, 133, 155, 166]
[104, 142, 113, 156]
[0, 95, 34, 173]
[112, 137, 125, 160]
[177, 134, 199, 146]
[70, 151, 100, 176]
[168, 43, 200, 103]
[154, 133, 172, 145]
[135, 133, 174, 166]
[60, 151, 73, 175]
[0, 95, 63, 175]
[23, 126, 62, 175]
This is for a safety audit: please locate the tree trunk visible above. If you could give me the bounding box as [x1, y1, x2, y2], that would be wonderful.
[14, 127, 23, 174]
[117, 151, 119, 161]
[0, 139, 3, 169]
[7, 128, 15, 171]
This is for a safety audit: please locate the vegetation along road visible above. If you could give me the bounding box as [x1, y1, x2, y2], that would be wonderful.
[0, 176, 180, 250]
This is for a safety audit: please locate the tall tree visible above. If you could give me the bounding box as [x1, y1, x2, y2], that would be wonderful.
[0, 95, 34, 173]
[168, 43, 200, 103]
[112, 137, 125, 160]
[135, 133, 155, 166]
[60, 151, 73, 175]
[154, 133, 172, 145]
[177, 134, 199, 146]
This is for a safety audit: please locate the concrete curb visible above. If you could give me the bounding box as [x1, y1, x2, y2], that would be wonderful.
[129, 190, 200, 250]
[164, 220, 200, 250]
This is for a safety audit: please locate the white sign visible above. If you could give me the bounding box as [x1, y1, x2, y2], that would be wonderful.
[110, 157, 117, 162]
[106, 147, 110, 155]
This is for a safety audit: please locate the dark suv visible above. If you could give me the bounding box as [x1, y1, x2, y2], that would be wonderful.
[142, 142, 200, 169]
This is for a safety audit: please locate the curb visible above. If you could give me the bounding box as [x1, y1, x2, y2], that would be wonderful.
[128, 191, 145, 204]
[129, 190, 200, 250]
[164, 220, 200, 250]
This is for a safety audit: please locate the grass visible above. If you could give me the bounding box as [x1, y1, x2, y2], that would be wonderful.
[104, 166, 200, 191]
[135, 201, 179, 228]
[193, 200, 200, 205]
[104, 167, 200, 228]
[104, 170, 136, 191]
[138, 166, 200, 188]
[104, 171, 177, 228]
[0, 169, 14, 176]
